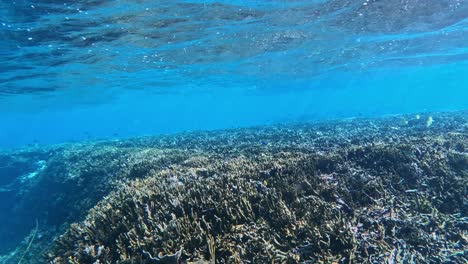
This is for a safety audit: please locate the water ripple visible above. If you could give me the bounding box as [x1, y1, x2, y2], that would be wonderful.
[1, 0, 467, 96]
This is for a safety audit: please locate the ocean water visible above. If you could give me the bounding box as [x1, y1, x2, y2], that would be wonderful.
[1, 0, 468, 149]
[0, 0, 468, 263]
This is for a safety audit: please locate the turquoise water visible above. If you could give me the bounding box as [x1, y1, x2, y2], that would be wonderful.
[0, 1, 468, 261]
[1, 0, 468, 148]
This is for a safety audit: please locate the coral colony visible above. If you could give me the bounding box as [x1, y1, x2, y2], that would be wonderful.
[0, 111, 466, 263]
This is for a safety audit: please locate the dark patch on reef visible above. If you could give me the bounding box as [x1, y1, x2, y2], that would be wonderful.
[1, 111, 467, 263]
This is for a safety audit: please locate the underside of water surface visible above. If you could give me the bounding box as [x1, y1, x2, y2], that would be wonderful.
[0, 0, 467, 263]
[1, 0, 468, 148]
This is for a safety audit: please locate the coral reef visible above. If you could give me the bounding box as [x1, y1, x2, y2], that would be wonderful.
[48, 112, 467, 263]
[1, 111, 467, 263]
[0, 145, 195, 260]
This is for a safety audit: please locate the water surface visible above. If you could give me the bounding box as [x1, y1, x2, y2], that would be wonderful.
[1, 0, 468, 147]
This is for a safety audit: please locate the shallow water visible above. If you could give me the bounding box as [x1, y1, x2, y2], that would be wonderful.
[1, 0, 468, 149]
[0, 1, 467, 263]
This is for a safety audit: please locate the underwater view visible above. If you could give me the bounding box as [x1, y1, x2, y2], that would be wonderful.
[0, 0, 467, 263]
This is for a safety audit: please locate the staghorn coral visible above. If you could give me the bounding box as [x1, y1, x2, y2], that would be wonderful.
[47, 112, 467, 263]
[1, 111, 466, 263]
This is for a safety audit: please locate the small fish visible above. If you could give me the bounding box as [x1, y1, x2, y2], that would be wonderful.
[426, 116, 433, 127]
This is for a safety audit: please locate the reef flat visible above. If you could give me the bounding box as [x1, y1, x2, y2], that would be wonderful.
[0, 111, 467, 263]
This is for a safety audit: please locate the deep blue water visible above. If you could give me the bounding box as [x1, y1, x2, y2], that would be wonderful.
[1, 0, 468, 149]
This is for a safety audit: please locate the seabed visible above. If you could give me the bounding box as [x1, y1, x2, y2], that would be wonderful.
[0, 111, 467, 263]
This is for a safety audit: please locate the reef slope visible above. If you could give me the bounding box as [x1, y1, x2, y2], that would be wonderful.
[1, 111, 467, 263]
